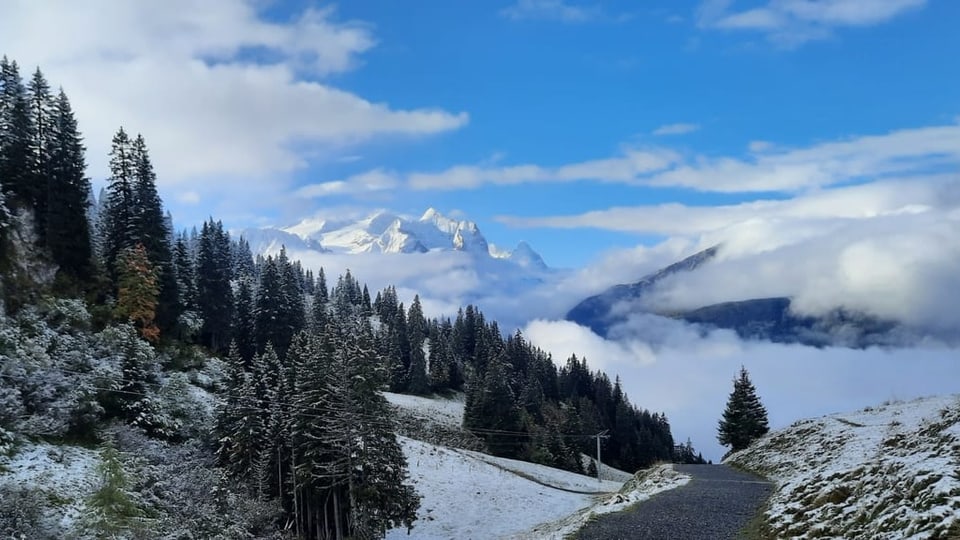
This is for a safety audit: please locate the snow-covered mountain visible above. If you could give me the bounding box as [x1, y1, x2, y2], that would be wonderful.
[244, 208, 546, 268]
[238, 209, 556, 326]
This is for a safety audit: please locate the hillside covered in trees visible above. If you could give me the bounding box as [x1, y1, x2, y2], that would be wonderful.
[0, 56, 697, 538]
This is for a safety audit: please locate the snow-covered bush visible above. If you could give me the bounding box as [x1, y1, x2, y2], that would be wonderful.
[191, 355, 229, 392]
[0, 484, 45, 538]
[176, 309, 203, 341]
[106, 426, 288, 539]
[37, 297, 92, 333]
[0, 304, 105, 439]
[157, 372, 213, 440]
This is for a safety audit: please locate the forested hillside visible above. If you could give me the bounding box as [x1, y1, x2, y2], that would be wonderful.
[0, 56, 694, 539]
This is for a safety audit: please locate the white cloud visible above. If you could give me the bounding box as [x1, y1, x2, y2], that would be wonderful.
[496, 176, 954, 233]
[699, 0, 928, 46]
[498, 175, 960, 332]
[648, 123, 960, 192]
[177, 191, 201, 205]
[522, 317, 960, 462]
[653, 123, 701, 136]
[368, 121, 960, 194]
[296, 169, 400, 199]
[500, 0, 600, 22]
[0, 0, 467, 218]
[406, 149, 681, 190]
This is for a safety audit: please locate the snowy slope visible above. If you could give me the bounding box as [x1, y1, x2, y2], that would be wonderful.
[383, 391, 465, 430]
[387, 437, 611, 540]
[240, 226, 326, 255]
[387, 436, 690, 540]
[380, 391, 679, 538]
[0, 442, 99, 535]
[727, 394, 960, 539]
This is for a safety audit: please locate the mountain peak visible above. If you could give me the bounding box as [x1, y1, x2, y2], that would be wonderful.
[420, 207, 440, 221]
[507, 241, 547, 270]
[247, 208, 546, 269]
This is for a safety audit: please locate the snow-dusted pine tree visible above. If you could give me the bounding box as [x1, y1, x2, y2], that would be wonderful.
[717, 366, 769, 453]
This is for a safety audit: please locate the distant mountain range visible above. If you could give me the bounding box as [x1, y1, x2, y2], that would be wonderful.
[240, 208, 548, 271]
[566, 246, 904, 348]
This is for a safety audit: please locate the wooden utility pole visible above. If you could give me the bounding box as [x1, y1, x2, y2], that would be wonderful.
[595, 430, 610, 482]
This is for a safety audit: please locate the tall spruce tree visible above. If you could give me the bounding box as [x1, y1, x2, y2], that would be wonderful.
[406, 295, 430, 395]
[130, 134, 178, 334]
[0, 58, 35, 211]
[102, 128, 137, 275]
[311, 267, 329, 331]
[319, 318, 419, 537]
[45, 89, 93, 281]
[234, 276, 257, 368]
[278, 247, 306, 350]
[172, 234, 197, 312]
[717, 366, 769, 453]
[215, 343, 258, 480]
[26, 68, 54, 233]
[254, 256, 284, 356]
[196, 220, 234, 352]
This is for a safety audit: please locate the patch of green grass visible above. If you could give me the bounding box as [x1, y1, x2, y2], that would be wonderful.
[45, 490, 73, 507]
[738, 498, 776, 540]
[813, 485, 853, 508]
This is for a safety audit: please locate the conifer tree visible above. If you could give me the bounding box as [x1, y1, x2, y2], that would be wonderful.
[45, 89, 93, 281]
[465, 354, 525, 458]
[319, 318, 419, 537]
[254, 256, 284, 355]
[26, 68, 54, 232]
[0, 177, 9, 244]
[197, 219, 234, 352]
[130, 134, 179, 333]
[173, 234, 197, 312]
[278, 247, 306, 349]
[406, 295, 430, 395]
[233, 276, 257, 368]
[427, 329, 453, 391]
[101, 127, 137, 274]
[215, 342, 258, 479]
[84, 440, 145, 536]
[232, 236, 256, 278]
[0, 58, 35, 210]
[311, 267, 329, 331]
[252, 345, 286, 500]
[717, 366, 769, 453]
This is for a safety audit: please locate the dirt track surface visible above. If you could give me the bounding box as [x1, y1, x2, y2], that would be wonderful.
[574, 464, 773, 540]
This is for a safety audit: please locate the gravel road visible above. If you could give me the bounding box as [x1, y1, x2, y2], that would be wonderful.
[574, 464, 773, 540]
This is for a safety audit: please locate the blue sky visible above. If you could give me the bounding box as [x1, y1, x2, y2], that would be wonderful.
[285, 0, 959, 267]
[6, 0, 960, 458]
[4, 0, 959, 268]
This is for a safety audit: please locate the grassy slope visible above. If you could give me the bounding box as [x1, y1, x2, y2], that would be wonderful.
[727, 395, 960, 539]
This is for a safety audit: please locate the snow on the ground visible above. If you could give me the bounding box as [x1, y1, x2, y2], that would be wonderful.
[581, 453, 635, 483]
[514, 463, 691, 539]
[387, 436, 609, 540]
[0, 442, 99, 533]
[727, 394, 960, 539]
[383, 391, 465, 430]
[455, 447, 622, 494]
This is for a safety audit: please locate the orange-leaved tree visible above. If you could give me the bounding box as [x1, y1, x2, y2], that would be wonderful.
[115, 243, 160, 343]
